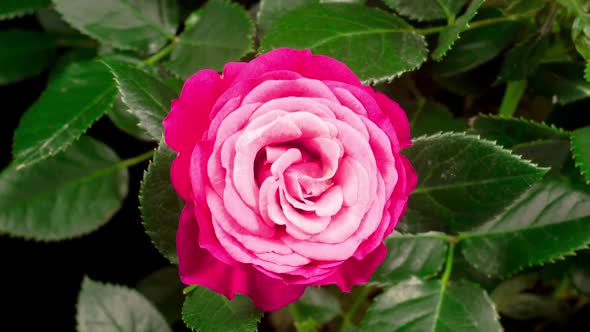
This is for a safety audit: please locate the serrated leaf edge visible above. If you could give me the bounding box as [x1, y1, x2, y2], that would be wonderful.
[470, 113, 570, 137]
[432, 0, 484, 61]
[570, 129, 590, 184]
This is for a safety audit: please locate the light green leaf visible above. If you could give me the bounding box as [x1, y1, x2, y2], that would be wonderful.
[361, 278, 501, 332]
[167, 0, 254, 78]
[137, 267, 184, 325]
[108, 95, 152, 141]
[409, 101, 464, 136]
[529, 63, 590, 105]
[53, 0, 178, 53]
[77, 277, 172, 332]
[0, 30, 56, 85]
[140, 140, 182, 264]
[0, 137, 127, 241]
[0, 0, 49, 20]
[260, 3, 428, 83]
[586, 62, 590, 82]
[572, 15, 590, 61]
[432, 0, 484, 60]
[571, 126, 590, 184]
[183, 287, 263, 332]
[372, 232, 448, 285]
[496, 35, 550, 83]
[291, 287, 341, 326]
[104, 60, 176, 140]
[432, 18, 519, 77]
[382, 0, 468, 22]
[471, 115, 570, 169]
[12, 60, 117, 168]
[461, 180, 590, 277]
[403, 132, 547, 232]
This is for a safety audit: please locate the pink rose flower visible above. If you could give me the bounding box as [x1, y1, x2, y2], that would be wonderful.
[164, 48, 417, 311]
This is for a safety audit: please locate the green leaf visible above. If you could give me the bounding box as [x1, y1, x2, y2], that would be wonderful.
[471, 115, 570, 169]
[0, 136, 127, 241]
[256, 0, 315, 35]
[382, 0, 468, 22]
[104, 60, 176, 140]
[403, 132, 547, 232]
[432, 0, 484, 60]
[291, 287, 341, 325]
[183, 287, 263, 332]
[529, 63, 590, 105]
[572, 15, 590, 61]
[260, 3, 428, 83]
[53, 0, 178, 53]
[137, 267, 184, 325]
[108, 96, 152, 141]
[586, 62, 590, 82]
[0, 0, 49, 20]
[498, 80, 527, 118]
[409, 101, 464, 136]
[504, 0, 545, 16]
[432, 18, 519, 77]
[571, 126, 590, 184]
[167, 0, 254, 79]
[12, 60, 117, 168]
[140, 140, 182, 264]
[77, 277, 172, 332]
[460, 180, 590, 277]
[569, 250, 590, 296]
[470, 115, 569, 149]
[372, 232, 448, 285]
[361, 278, 501, 332]
[491, 273, 562, 320]
[0, 30, 56, 85]
[496, 35, 550, 83]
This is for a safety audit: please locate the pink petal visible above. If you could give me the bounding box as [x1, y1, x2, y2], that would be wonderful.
[177, 203, 306, 311]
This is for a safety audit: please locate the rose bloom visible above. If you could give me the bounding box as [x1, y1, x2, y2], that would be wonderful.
[164, 48, 416, 311]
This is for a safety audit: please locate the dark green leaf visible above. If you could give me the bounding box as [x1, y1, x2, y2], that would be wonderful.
[432, 0, 484, 60]
[497, 35, 550, 83]
[140, 140, 182, 264]
[53, 0, 178, 53]
[504, 0, 545, 16]
[372, 232, 448, 285]
[256, 0, 315, 35]
[361, 278, 501, 332]
[167, 0, 254, 78]
[0, 30, 56, 85]
[491, 273, 563, 320]
[470, 115, 568, 149]
[471, 115, 571, 170]
[104, 60, 176, 140]
[571, 126, 590, 184]
[77, 277, 172, 332]
[432, 19, 519, 77]
[137, 267, 184, 325]
[461, 180, 590, 277]
[36, 8, 80, 34]
[409, 101, 464, 136]
[382, 0, 468, 22]
[260, 3, 427, 83]
[49, 48, 98, 82]
[0, 0, 49, 20]
[291, 287, 341, 325]
[13, 60, 117, 168]
[108, 96, 152, 141]
[403, 132, 547, 232]
[529, 63, 590, 105]
[0, 137, 127, 241]
[570, 250, 590, 296]
[183, 287, 263, 332]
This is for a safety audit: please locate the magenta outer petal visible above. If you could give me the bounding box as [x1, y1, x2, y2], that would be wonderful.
[177, 202, 306, 311]
[373, 92, 412, 149]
